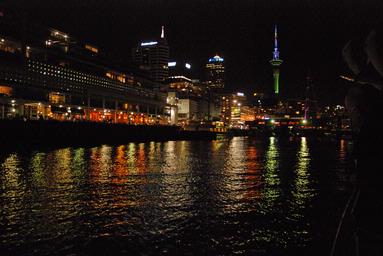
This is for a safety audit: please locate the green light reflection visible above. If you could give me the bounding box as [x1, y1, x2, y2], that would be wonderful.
[263, 137, 281, 207]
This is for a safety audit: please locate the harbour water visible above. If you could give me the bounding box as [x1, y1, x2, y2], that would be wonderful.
[0, 136, 352, 255]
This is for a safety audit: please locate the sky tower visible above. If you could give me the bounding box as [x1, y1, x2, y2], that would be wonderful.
[269, 25, 283, 95]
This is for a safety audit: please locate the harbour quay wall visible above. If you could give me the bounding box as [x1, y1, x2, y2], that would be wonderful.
[0, 120, 217, 148]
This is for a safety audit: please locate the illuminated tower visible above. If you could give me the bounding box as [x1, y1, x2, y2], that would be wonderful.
[269, 25, 283, 95]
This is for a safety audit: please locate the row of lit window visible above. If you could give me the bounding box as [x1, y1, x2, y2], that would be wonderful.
[1, 60, 158, 99]
[27, 61, 129, 92]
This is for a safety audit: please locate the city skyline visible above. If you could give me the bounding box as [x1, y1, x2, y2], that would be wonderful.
[2, 0, 383, 105]
[3, 3, 383, 255]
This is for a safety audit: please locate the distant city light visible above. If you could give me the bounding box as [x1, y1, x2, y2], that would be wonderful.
[237, 92, 244, 96]
[168, 62, 176, 67]
[141, 41, 158, 46]
[185, 63, 191, 69]
[169, 76, 192, 82]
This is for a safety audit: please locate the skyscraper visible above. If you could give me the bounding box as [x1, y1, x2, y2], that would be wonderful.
[132, 26, 169, 82]
[269, 25, 283, 95]
[205, 55, 225, 89]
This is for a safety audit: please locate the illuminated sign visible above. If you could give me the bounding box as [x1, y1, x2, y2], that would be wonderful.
[209, 55, 224, 62]
[141, 41, 158, 46]
[185, 63, 191, 69]
[237, 92, 244, 96]
[168, 62, 177, 67]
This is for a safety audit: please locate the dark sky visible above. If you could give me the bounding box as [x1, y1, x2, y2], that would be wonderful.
[3, 0, 383, 105]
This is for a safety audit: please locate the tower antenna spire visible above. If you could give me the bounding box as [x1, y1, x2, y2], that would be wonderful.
[273, 25, 280, 60]
[274, 25, 278, 49]
[161, 26, 165, 39]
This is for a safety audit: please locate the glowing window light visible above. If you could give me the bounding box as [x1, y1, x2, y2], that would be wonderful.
[185, 63, 191, 69]
[168, 62, 176, 67]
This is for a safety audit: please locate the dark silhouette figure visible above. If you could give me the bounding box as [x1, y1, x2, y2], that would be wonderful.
[335, 28, 383, 256]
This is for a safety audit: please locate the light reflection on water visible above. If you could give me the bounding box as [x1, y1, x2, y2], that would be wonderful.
[0, 137, 351, 255]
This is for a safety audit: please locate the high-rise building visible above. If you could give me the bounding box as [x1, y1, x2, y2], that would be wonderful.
[220, 92, 247, 126]
[269, 25, 283, 95]
[132, 26, 169, 82]
[205, 55, 225, 89]
[304, 71, 318, 120]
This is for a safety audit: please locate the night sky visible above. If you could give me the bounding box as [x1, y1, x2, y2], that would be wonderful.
[3, 0, 383, 105]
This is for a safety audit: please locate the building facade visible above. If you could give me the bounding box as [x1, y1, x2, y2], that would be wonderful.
[0, 17, 170, 124]
[220, 92, 247, 127]
[205, 55, 225, 90]
[132, 26, 169, 83]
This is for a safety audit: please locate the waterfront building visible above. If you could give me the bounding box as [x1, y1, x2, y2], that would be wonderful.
[0, 16, 170, 125]
[205, 55, 225, 90]
[220, 92, 247, 127]
[132, 26, 169, 83]
[177, 98, 199, 124]
[166, 91, 178, 125]
[165, 76, 206, 124]
[240, 106, 256, 122]
[269, 25, 283, 96]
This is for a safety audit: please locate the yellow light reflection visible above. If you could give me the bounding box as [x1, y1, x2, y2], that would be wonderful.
[113, 145, 128, 183]
[293, 137, 312, 207]
[30, 152, 47, 186]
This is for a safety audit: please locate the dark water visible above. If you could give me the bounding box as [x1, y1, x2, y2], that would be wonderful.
[0, 136, 353, 255]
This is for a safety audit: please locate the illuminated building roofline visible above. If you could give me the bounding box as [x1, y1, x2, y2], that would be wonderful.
[208, 55, 224, 62]
[169, 76, 192, 82]
[141, 41, 158, 46]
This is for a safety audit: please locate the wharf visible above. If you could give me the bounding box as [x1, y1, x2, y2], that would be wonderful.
[0, 120, 217, 148]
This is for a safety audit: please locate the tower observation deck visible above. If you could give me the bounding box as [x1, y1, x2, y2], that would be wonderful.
[269, 25, 283, 95]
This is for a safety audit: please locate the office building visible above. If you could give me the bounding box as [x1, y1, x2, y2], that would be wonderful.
[205, 55, 225, 89]
[132, 26, 169, 82]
